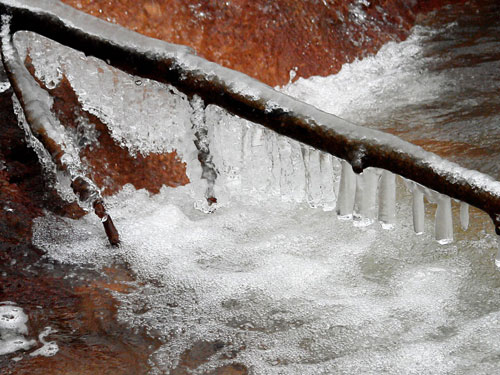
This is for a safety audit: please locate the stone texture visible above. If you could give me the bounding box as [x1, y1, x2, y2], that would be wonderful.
[62, 0, 465, 87]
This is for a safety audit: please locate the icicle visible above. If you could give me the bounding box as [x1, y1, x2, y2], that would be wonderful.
[337, 160, 356, 219]
[302, 146, 322, 208]
[412, 187, 425, 234]
[189, 95, 218, 212]
[378, 170, 396, 229]
[241, 125, 272, 194]
[460, 201, 469, 231]
[435, 195, 453, 244]
[353, 168, 379, 226]
[266, 129, 281, 197]
[319, 152, 336, 211]
[277, 137, 298, 202]
[277, 138, 305, 203]
[495, 236, 500, 270]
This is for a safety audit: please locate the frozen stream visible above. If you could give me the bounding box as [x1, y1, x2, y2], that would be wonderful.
[34, 185, 500, 374]
[14, 0, 500, 373]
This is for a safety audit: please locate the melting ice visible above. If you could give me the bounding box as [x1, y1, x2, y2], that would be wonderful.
[20, 10, 500, 375]
[0, 302, 58, 359]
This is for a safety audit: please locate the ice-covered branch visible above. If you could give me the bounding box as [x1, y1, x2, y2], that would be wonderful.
[1, 0, 500, 233]
[0, 13, 119, 246]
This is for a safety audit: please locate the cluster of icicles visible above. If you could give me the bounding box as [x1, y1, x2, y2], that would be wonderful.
[337, 161, 468, 244]
[13, 30, 473, 247]
[203, 112, 468, 246]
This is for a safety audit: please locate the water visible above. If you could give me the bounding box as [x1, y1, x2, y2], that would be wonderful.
[0, 302, 58, 358]
[7, 0, 500, 373]
[32, 186, 500, 374]
[282, 0, 500, 179]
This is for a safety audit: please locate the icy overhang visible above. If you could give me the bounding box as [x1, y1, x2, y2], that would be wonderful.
[1, 0, 500, 231]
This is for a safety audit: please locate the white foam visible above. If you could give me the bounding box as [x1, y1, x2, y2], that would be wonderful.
[32, 185, 499, 374]
[29, 327, 59, 358]
[0, 302, 36, 356]
[279, 25, 442, 126]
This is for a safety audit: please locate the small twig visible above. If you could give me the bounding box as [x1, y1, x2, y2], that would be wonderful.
[0, 15, 119, 246]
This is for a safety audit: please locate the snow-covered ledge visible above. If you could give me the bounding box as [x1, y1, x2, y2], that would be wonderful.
[1, 0, 500, 233]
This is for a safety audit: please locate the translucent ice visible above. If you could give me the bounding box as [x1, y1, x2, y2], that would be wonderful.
[14, 31, 195, 159]
[412, 184, 425, 235]
[353, 168, 380, 227]
[378, 170, 396, 228]
[460, 202, 470, 231]
[337, 160, 356, 219]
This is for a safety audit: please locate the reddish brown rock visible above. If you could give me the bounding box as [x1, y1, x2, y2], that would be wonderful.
[61, 0, 466, 87]
[0, 242, 160, 375]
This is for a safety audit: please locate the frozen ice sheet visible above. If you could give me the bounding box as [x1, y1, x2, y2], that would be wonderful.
[33, 185, 500, 374]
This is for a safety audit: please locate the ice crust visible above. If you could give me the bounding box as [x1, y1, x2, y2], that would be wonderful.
[33, 185, 500, 374]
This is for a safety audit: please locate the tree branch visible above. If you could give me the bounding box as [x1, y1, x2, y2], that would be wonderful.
[0, 0, 499, 233]
[0, 13, 119, 246]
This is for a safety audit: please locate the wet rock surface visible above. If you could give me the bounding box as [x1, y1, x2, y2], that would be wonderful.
[0, 242, 160, 374]
[61, 0, 465, 87]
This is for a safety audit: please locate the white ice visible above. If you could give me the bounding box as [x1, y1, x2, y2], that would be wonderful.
[0, 302, 36, 356]
[32, 185, 500, 374]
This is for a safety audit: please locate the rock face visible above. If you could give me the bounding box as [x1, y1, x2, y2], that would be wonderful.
[62, 0, 465, 87]
[0, 0, 464, 373]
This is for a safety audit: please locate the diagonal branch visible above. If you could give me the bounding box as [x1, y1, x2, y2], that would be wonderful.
[0, 14, 119, 246]
[0, 0, 499, 233]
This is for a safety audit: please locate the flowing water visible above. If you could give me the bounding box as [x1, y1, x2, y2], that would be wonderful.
[283, 0, 500, 179]
[4, 1, 500, 374]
